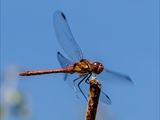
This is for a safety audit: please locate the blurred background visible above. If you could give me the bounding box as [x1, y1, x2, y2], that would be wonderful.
[1, 0, 159, 120]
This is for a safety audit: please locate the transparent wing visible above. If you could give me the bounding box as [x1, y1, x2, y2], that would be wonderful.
[99, 91, 112, 104]
[57, 52, 73, 68]
[97, 68, 133, 86]
[54, 11, 83, 62]
[57, 52, 74, 81]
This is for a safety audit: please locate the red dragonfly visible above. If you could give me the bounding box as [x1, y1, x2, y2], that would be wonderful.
[19, 11, 133, 104]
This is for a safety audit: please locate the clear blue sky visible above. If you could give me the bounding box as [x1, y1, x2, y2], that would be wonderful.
[1, 0, 159, 120]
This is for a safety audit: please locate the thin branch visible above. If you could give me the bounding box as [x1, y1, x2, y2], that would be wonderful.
[85, 77, 101, 120]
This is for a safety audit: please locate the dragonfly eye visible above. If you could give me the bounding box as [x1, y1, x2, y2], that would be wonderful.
[93, 62, 104, 74]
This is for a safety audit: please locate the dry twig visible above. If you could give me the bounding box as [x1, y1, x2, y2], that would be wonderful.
[85, 77, 101, 120]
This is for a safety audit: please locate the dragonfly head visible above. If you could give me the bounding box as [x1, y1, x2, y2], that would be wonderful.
[92, 62, 104, 74]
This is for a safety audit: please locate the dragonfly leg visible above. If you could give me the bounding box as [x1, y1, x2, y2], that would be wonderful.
[85, 73, 96, 84]
[73, 76, 84, 98]
[77, 73, 92, 101]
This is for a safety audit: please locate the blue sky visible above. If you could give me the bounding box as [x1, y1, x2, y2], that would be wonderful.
[1, 0, 159, 120]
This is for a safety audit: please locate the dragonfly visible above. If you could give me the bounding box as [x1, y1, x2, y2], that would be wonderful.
[19, 10, 133, 104]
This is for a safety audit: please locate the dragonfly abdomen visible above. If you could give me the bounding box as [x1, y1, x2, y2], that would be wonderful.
[19, 66, 74, 76]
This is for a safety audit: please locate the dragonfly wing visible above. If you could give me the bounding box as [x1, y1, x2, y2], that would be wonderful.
[54, 11, 83, 62]
[57, 52, 73, 68]
[57, 52, 83, 88]
[97, 68, 133, 85]
[99, 91, 112, 104]
[57, 52, 74, 81]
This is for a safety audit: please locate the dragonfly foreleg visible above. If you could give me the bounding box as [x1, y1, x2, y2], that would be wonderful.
[85, 73, 95, 84]
[77, 73, 92, 101]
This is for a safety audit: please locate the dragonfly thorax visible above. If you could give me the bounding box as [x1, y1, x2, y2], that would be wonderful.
[72, 60, 104, 75]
